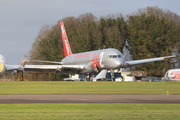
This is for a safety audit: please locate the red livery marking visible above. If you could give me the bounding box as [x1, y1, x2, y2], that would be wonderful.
[75, 53, 89, 58]
[171, 71, 180, 75]
[60, 22, 72, 57]
[91, 52, 101, 68]
[174, 74, 180, 79]
[171, 71, 180, 79]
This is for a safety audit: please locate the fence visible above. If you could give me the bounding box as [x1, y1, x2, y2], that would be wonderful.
[142, 77, 165, 82]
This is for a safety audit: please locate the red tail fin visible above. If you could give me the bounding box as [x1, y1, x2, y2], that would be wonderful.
[60, 22, 73, 57]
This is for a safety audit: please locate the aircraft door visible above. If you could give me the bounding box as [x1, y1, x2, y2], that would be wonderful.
[99, 52, 104, 68]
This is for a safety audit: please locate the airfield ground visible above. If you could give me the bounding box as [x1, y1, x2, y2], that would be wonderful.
[0, 103, 180, 120]
[0, 81, 180, 95]
[0, 81, 180, 119]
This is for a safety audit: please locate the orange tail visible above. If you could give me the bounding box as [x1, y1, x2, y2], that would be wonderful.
[60, 22, 73, 57]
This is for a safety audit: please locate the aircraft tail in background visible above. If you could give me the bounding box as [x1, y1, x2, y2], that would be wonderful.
[60, 21, 73, 57]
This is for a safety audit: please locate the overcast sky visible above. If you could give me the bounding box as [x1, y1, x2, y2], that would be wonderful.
[0, 0, 180, 64]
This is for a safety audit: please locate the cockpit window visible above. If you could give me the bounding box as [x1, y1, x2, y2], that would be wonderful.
[113, 55, 117, 58]
[107, 55, 121, 59]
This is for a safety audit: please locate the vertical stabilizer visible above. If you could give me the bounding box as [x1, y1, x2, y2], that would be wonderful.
[60, 22, 73, 57]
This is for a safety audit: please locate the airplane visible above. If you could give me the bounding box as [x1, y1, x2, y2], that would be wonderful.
[0, 21, 176, 80]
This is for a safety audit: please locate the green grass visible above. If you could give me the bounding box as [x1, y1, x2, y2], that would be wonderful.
[0, 82, 180, 120]
[0, 81, 180, 95]
[0, 103, 180, 120]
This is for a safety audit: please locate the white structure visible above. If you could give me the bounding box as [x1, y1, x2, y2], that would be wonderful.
[63, 74, 81, 81]
[124, 76, 135, 81]
[115, 77, 122, 81]
[164, 69, 180, 81]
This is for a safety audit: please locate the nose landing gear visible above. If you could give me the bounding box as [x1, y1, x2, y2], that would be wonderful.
[110, 69, 114, 81]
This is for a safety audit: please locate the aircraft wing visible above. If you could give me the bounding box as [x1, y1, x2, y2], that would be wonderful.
[19, 65, 85, 74]
[5, 64, 85, 75]
[123, 55, 175, 68]
[28, 60, 62, 64]
[5, 65, 20, 71]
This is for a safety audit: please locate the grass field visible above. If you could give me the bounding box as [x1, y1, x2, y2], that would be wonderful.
[1, 81, 180, 120]
[0, 103, 180, 120]
[0, 81, 180, 95]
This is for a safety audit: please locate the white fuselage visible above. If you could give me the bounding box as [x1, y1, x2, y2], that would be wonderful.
[164, 69, 180, 81]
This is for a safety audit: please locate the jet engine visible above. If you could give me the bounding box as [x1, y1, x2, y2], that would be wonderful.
[0, 55, 6, 75]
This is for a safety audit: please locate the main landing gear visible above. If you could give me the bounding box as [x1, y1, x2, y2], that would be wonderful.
[85, 74, 91, 81]
[18, 71, 25, 81]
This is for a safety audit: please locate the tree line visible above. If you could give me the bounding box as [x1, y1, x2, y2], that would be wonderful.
[28, 6, 180, 79]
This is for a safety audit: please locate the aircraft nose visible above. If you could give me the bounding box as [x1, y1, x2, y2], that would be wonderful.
[112, 59, 122, 69]
[115, 60, 121, 67]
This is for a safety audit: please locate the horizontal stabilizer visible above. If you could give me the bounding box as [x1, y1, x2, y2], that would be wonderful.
[93, 70, 107, 81]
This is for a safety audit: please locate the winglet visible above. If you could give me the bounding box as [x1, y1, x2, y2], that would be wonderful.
[60, 22, 73, 57]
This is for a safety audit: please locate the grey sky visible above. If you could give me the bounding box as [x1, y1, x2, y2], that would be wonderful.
[0, 0, 180, 64]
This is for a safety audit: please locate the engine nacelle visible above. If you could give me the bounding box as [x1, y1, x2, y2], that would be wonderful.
[0, 55, 7, 75]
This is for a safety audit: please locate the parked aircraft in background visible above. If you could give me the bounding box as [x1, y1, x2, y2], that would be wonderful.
[0, 54, 7, 76]
[0, 22, 175, 80]
[164, 69, 180, 81]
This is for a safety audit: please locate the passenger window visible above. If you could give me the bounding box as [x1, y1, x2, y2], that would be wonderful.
[108, 55, 120, 58]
